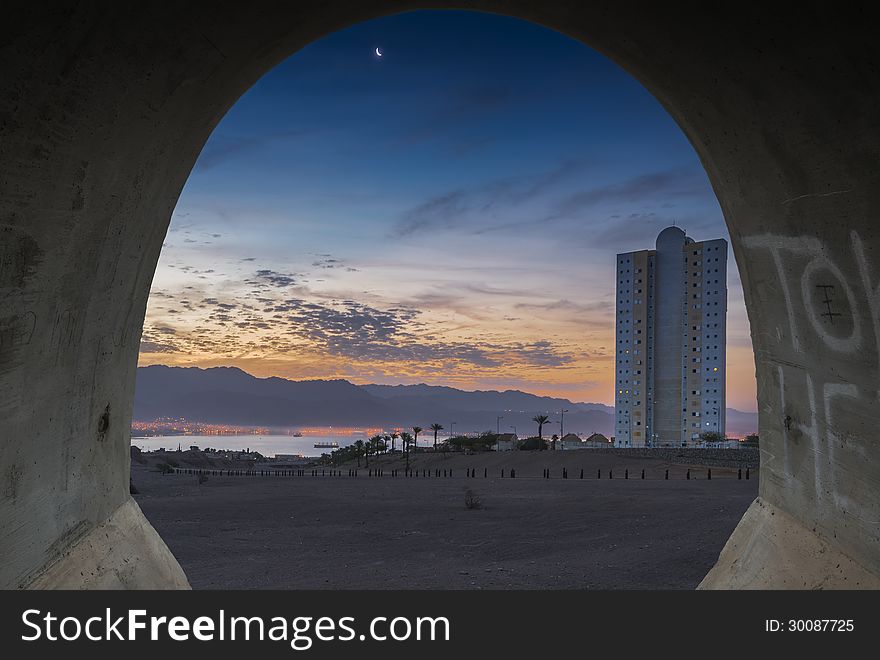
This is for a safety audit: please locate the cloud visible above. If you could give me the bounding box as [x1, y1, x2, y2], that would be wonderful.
[468, 167, 719, 238]
[252, 270, 298, 287]
[515, 299, 613, 314]
[267, 298, 578, 368]
[194, 130, 310, 171]
[142, 284, 580, 372]
[551, 167, 710, 218]
[139, 340, 178, 354]
[392, 160, 586, 237]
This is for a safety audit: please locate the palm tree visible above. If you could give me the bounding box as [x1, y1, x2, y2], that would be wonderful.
[386, 431, 398, 453]
[412, 426, 422, 449]
[354, 439, 364, 467]
[400, 431, 413, 471]
[370, 435, 385, 458]
[430, 423, 444, 450]
[532, 414, 550, 449]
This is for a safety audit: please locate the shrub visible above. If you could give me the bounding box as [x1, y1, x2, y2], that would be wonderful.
[517, 437, 548, 451]
[448, 432, 498, 452]
[464, 489, 482, 510]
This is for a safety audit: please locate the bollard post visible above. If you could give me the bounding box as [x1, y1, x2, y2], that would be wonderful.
[610, 470, 613, 479]
[501, 469, 504, 478]
[686, 469, 690, 480]
[708, 468, 712, 480]
[625, 469, 628, 480]
[580, 469, 584, 479]
[746, 467, 750, 480]
[665, 469, 669, 480]
[511, 468, 515, 478]
[484, 468, 487, 478]
[641, 469, 645, 480]
[738, 468, 742, 480]
[597, 469, 601, 479]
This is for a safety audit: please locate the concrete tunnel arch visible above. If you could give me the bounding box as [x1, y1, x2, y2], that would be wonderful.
[1, 2, 879, 589]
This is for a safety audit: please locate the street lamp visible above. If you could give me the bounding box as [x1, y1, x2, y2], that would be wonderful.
[496, 416, 504, 434]
[510, 425, 517, 437]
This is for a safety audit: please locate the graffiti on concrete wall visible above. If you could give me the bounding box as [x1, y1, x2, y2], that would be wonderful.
[744, 231, 876, 516]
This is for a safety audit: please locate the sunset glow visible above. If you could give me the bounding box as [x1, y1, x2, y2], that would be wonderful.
[139, 11, 757, 411]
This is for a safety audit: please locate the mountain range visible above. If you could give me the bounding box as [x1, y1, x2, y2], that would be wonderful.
[134, 365, 758, 437]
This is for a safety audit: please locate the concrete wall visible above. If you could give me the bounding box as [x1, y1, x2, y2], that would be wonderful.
[1, 1, 879, 588]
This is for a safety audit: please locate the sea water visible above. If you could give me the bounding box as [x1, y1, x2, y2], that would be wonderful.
[130, 434, 363, 458]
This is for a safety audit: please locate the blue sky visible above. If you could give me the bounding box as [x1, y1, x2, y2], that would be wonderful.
[142, 10, 756, 410]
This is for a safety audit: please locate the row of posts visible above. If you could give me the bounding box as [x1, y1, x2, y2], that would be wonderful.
[174, 466, 750, 480]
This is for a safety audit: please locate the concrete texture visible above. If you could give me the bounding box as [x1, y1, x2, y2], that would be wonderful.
[1, 2, 879, 588]
[699, 498, 880, 589]
[26, 499, 190, 590]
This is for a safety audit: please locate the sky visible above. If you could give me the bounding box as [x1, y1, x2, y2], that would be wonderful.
[139, 10, 758, 411]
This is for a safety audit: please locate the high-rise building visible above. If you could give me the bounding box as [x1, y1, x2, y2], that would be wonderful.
[614, 226, 727, 447]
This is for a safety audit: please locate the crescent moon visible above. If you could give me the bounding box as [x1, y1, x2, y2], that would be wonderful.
[375, 47, 383, 57]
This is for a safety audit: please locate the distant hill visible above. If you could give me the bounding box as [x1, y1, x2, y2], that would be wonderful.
[134, 365, 393, 426]
[725, 408, 760, 438]
[134, 365, 757, 437]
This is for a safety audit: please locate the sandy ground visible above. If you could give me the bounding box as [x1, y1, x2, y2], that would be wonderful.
[133, 450, 757, 589]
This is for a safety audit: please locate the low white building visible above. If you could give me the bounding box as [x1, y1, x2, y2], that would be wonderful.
[493, 433, 517, 451]
[583, 433, 611, 448]
[559, 433, 586, 450]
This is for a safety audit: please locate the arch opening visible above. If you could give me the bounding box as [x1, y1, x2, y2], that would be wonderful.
[130, 10, 758, 589]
